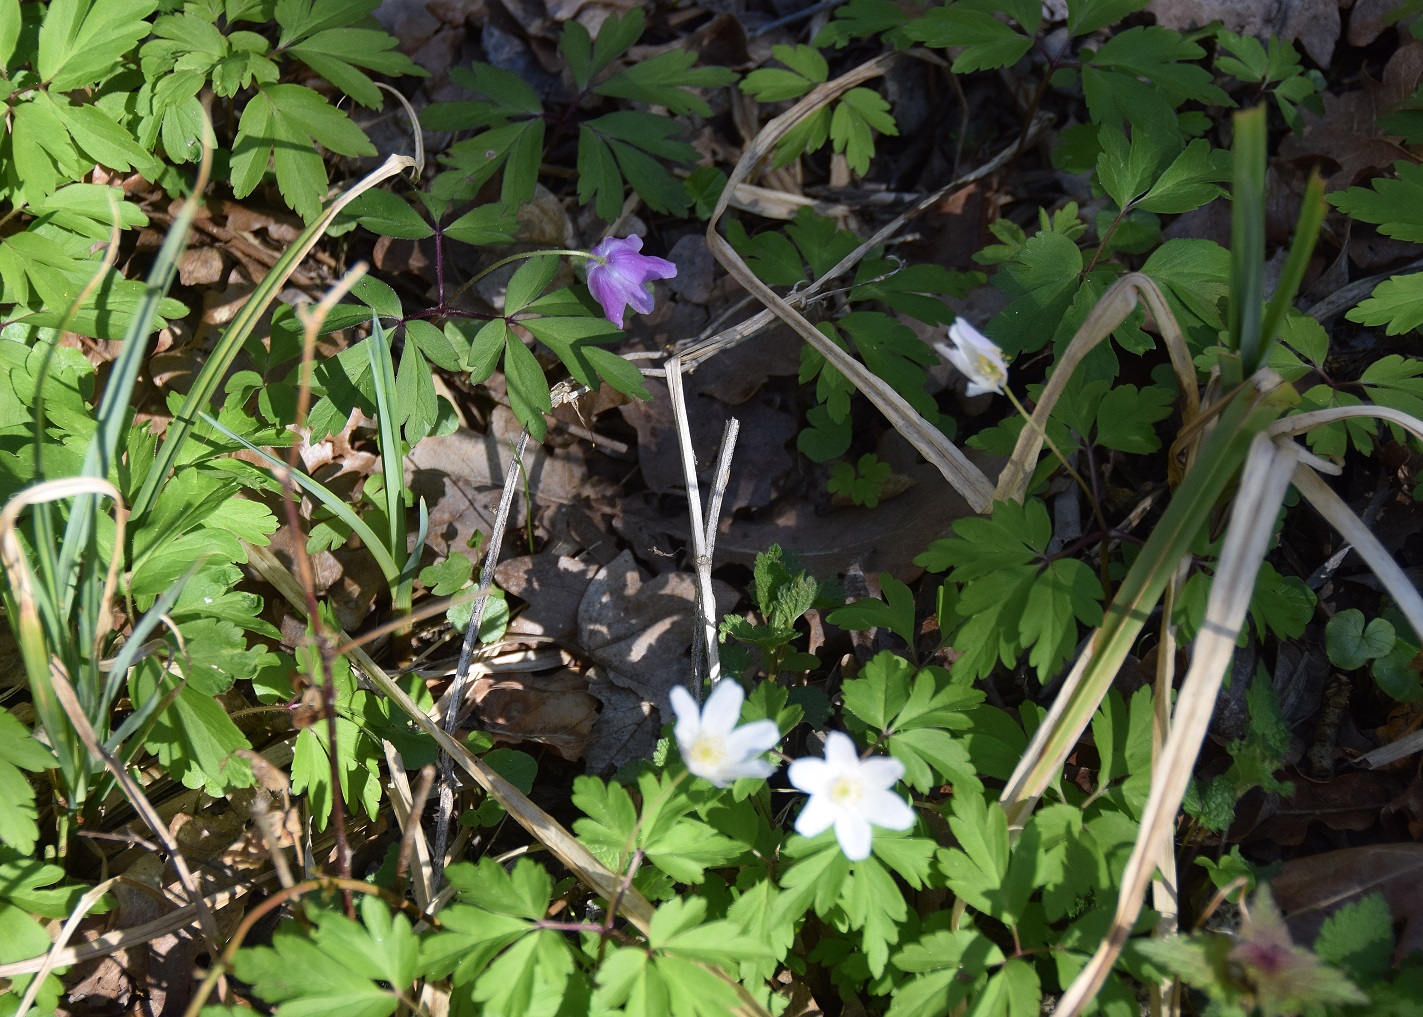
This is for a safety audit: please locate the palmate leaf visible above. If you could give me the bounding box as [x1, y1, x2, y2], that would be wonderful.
[0, 709, 52, 853]
[904, 3, 1036, 73]
[231, 83, 377, 223]
[831, 87, 898, 175]
[1330, 161, 1423, 242]
[596, 49, 735, 117]
[38, 0, 157, 90]
[285, 28, 425, 108]
[235, 906, 412, 1017]
[1348, 272, 1423, 335]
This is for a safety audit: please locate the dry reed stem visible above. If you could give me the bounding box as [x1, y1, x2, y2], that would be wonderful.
[704, 52, 997, 510]
[1055, 431, 1301, 1014]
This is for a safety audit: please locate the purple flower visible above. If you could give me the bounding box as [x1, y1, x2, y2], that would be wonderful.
[586, 235, 677, 329]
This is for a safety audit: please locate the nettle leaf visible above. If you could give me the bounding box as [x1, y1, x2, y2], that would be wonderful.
[740, 44, 826, 101]
[231, 83, 377, 222]
[905, 3, 1036, 73]
[1330, 161, 1423, 242]
[1348, 272, 1423, 335]
[39, 0, 158, 91]
[596, 48, 736, 117]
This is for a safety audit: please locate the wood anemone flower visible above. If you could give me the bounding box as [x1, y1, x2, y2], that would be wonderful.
[669, 681, 781, 788]
[942, 317, 1009, 397]
[787, 731, 915, 861]
[586, 235, 678, 329]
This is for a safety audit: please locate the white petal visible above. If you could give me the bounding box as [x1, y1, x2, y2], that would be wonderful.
[727, 757, 776, 781]
[725, 719, 781, 758]
[857, 754, 905, 790]
[822, 731, 861, 772]
[950, 317, 994, 354]
[859, 788, 916, 831]
[687, 754, 731, 788]
[669, 686, 701, 749]
[700, 679, 745, 737]
[834, 814, 873, 861]
[794, 793, 837, 838]
[787, 756, 830, 795]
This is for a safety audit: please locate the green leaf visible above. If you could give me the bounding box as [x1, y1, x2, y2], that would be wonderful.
[578, 126, 624, 221]
[1315, 892, 1394, 987]
[1082, 26, 1231, 122]
[0, 710, 50, 853]
[343, 189, 433, 239]
[441, 203, 517, 246]
[1326, 609, 1396, 671]
[395, 341, 438, 443]
[39, 0, 158, 91]
[0, 0, 21, 71]
[1096, 122, 1176, 212]
[1347, 271, 1423, 335]
[936, 791, 1015, 919]
[988, 231, 1084, 356]
[828, 576, 918, 648]
[504, 255, 559, 314]
[1066, 0, 1147, 36]
[1331, 161, 1423, 242]
[841, 651, 915, 730]
[905, 7, 1033, 73]
[596, 49, 736, 118]
[287, 27, 426, 109]
[234, 912, 404, 1017]
[230, 83, 377, 223]
[1137, 138, 1230, 214]
[831, 87, 898, 175]
[130, 661, 255, 796]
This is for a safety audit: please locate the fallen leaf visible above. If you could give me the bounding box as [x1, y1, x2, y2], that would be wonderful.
[1274, 843, 1423, 960]
[496, 553, 601, 640]
[1148, 0, 1340, 67]
[473, 669, 600, 760]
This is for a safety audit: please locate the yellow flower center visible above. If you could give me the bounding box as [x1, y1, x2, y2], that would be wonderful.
[689, 735, 727, 768]
[974, 352, 1005, 382]
[829, 776, 863, 807]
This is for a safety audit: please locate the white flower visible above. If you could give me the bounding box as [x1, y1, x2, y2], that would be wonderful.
[669, 680, 781, 787]
[787, 731, 915, 861]
[942, 317, 1009, 397]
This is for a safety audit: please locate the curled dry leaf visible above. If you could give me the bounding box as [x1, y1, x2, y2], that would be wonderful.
[473, 669, 600, 761]
[495, 553, 600, 640]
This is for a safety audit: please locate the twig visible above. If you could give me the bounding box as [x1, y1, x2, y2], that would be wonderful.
[665, 357, 739, 698]
[395, 765, 437, 902]
[431, 429, 531, 888]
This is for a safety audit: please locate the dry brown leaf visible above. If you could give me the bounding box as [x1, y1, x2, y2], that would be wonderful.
[1147, 0, 1341, 66]
[1274, 843, 1423, 959]
[496, 553, 601, 640]
[1235, 769, 1397, 845]
[472, 668, 600, 760]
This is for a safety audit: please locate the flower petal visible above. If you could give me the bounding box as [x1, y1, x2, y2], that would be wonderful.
[727, 757, 776, 782]
[822, 731, 861, 772]
[699, 680, 745, 737]
[794, 793, 837, 838]
[787, 756, 830, 796]
[833, 813, 873, 861]
[725, 718, 781, 758]
[857, 754, 906, 790]
[668, 685, 701, 749]
[859, 788, 916, 831]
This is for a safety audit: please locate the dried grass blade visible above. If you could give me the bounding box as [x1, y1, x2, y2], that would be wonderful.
[244, 543, 657, 934]
[1054, 433, 1300, 1016]
[705, 55, 995, 511]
